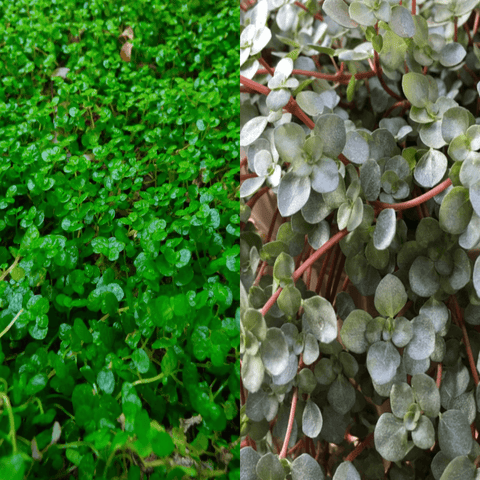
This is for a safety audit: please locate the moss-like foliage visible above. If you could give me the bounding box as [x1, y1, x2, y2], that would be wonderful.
[0, 0, 239, 479]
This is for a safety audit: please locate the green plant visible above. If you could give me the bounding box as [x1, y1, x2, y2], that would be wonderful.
[0, 0, 239, 479]
[241, 0, 480, 479]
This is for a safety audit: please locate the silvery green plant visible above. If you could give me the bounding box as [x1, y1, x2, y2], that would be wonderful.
[240, 0, 480, 479]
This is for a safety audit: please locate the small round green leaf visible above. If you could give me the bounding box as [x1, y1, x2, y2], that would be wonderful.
[132, 348, 151, 374]
[439, 186, 473, 235]
[438, 409, 472, 460]
[302, 399, 323, 438]
[332, 461, 361, 480]
[414, 149, 447, 188]
[439, 455, 476, 480]
[409, 256, 440, 297]
[411, 415, 435, 449]
[256, 452, 285, 480]
[390, 6, 416, 38]
[373, 208, 396, 250]
[260, 328, 289, 376]
[402, 73, 430, 109]
[328, 374, 356, 415]
[340, 309, 372, 354]
[374, 273, 408, 318]
[374, 413, 409, 462]
[151, 431, 175, 458]
[390, 382, 415, 419]
[367, 341, 401, 385]
[323, 0, 359, 28]
[406, 315, 436, 361]
[291, 453, 325, 480]
[302, 295, 338, 344]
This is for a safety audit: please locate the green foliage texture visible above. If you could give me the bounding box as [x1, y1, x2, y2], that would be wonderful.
[0, 0, 240, 479]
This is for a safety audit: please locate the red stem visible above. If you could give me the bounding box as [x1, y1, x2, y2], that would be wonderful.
[240, 156, 248, 169]
[261, 230, 349, 316]
[253, 260, 268, 287]
[315, 248, 333, 295]
[267, 208, 280, 243]
[315, 441, 321, 462]
[341, 276, 350, 292]
[329, 253, 346, 302]
[396, 300, 413, 318]
[436, 363, 442, 388]
[463, 63, 480, 83]
[374, 51, 403, 101]
[246, 185, 269, 209]
[306, 247, 315, 290]
[465, 21, 473, 45]
[412, 0, 416, 14]
[451, 295, 480, 386]
[326, 244, 341, 301]
[474, 10, 480, 37]
[279, 388, 298, 459]
[259, 57, 275, 77]
[254, 68, 377, 84]
[344, 433, 374, 462]
[287, 439, 304, 456]
[241, 173, 258, 181]
[296, 236, 309, 270]
[294, 1, 323, 21]
[383, 100, 410, 119]
[371, 178, 452, 211]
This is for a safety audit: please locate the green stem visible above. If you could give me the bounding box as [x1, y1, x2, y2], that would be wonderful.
[0, 309, 24, 340]
[53, 403, 75, 420]
[0, 255, 21, 282]
[0, 378, 8, 392]
[0, 393, 17, 454]
[55, 441, 100, 458]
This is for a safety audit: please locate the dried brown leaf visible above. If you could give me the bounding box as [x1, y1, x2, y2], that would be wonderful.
[120, 26, 134, 39]
[120, 42, 133, 62]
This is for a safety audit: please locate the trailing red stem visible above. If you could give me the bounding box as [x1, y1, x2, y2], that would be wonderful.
[397, 300, 413, 318]
[279, 388, 298, 459]
[246, 185, 269, 209]
[267, 208, 280, 243]
[306, 247, 315, 290]
[344, 433, 375, 462]
[296, 236, 309, 270]
[374, 51, 404, 101]
[383, 100, 410, 119]
[474, 10, 480, 37]
[329, 252, 346, 302]
[315, 248, 333, 295]
[253, 261, 268, 287]
[326, 244, 341, 300]
[436, 363, 442, 388]
[371, 178, 452, 211]
[261, 230, 349, 316]
[259, 57, 275, 77]
[294, 1, 324, 21]
[254, 68, 377, 84]
[240, 360, 247, 406]
[451, 295, 480, 386]
[241, 173, 258, 181]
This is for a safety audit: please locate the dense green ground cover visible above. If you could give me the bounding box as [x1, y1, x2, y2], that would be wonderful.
[0, 0, 239, 479]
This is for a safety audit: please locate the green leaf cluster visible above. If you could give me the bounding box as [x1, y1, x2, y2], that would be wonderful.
[0, 0, 239, 479]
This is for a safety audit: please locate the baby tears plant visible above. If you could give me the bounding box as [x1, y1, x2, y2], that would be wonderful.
[241, 0, 480, 479]
[0, 0, 239, 479]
